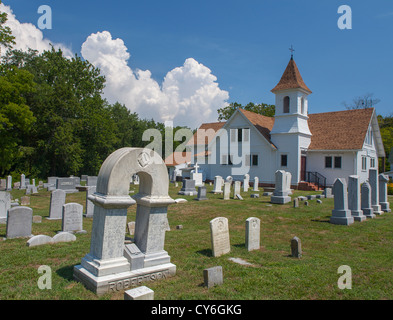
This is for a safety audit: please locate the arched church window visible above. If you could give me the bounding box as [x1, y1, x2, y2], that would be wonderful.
[283, 96, 290, 113]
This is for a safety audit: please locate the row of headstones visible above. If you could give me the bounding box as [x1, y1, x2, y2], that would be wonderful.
[4, 202, 86, 239]
[330, 171, 391, 226]
[48, 187, 96, 220]
[212, 174, 260, 195]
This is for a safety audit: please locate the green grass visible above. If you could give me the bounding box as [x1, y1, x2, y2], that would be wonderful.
[1, 184, 392, 300]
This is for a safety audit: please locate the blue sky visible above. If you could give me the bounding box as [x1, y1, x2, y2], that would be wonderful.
[2, 0, 393, 127]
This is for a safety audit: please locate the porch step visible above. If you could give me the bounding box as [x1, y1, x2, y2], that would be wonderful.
[298, 181, 324, 191]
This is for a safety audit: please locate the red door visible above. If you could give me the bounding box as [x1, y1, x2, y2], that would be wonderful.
[300, 156, 307, 181]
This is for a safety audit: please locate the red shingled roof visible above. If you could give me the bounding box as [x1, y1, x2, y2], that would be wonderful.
[271, 58, 312, 94]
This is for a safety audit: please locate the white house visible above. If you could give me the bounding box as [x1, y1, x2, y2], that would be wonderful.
[185, 57, 386, 189]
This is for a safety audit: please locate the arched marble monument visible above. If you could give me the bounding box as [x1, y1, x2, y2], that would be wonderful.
[73, 148, 176, 295]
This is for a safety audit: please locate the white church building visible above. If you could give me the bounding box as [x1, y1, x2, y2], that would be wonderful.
[185, 57, 386, 189]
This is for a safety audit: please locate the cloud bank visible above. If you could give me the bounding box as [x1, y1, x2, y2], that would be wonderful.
[1, 2, 229, 128]
[81, 31, 229, 128]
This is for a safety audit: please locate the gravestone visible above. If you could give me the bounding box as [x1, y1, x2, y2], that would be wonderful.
[203, 266, 223, 288]
[53, 231, 77, 243]
[20, 174, 26, 190]
[285, 172, 292, 195]
[56, 178, 78, 193]
[85, 186, 96, 217]
[48, 189, 66, 220]
[253, 177, 259, 192]
[178, 179, 197, 196]
[223, 182, 231, 200]
[26, 185, 38, 195]
[233, 181, 241, 199]
[6, 175, 12, 191]
[225, 176, 233, 185]
[128, 221, 136, 236]
[291, 236, 302, 258]
[323, 188, 333, 199]
[271, 170, 291, 204]
[86, 176, 98, 187]
[243, 174, 250, 192]
[27, 235, 53, 247]
[330, 178, 354, 225]
[6, 206, 33, 239]
[250, 194, 259, 198]
[0, 191, 11, 223]
[245, 217, 260, 251]
[33, 215, 42, 223]
[0, 179, 6, 191]
[124, 286, 154, 300]
[195, 186, 208, 201]
[48, 177, 58, 186]
[21, 196, 30, 206]
[369, 169, 383, 215]
[379, 174, 391, 213]
[190, 162, 203, 187]
[73, 148, 176, 295]
[212, 176, 223, 194]
[348, 175, 366, 222]
[210, 217, 230, 257]
[62, 203, 84, 233]
[293, 198, 299, 208]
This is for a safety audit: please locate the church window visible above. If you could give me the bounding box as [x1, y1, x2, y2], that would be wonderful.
[334, 156, 342, 169]
[283, 96, 290, 113]
[325, 156, 332, 168]
[362, 156, 367, 171]
[301, 97, 305, 114]
[370, 157, 375, 168]
[281, 154, 288, 167]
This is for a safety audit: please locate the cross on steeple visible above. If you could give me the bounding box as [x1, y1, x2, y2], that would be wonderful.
[289, 45, 295, 59]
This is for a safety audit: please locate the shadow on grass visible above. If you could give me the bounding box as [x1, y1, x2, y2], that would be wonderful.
[197, 248, 212, 257]
[233, 243, 245, 249]
[56, 265, 75, 282]
[311, 216, 331, 223]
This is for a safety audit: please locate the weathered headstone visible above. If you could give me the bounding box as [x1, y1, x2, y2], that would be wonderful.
[225, 176, 233, 185]
[73, 148, 176, 295]
[48, 177, 58, 186]
[86, 176, 98, 187]
[124, 286, 154, 300]
[32, 215, 42, 223]
[195, 186, 208, 201]
[190, 162, 203, 187]
[48, 189, 66, 220]
[6, 206, 33, 239]
[203, 266, 223, 288]
[233, 181, 241, 199]
[330, 178, 354, 225]
[85, 186, 96, 217]
[271, 170, 291, 204]
[285, 172, 292, 195]
[20, 196, 30, 206]
[361, 181, 375, 218]
[212, 176, 223, 194]
[26, 185, 38, 195]
[178, 179, 197, 196]
[369, 169, 383, 215]
[27, 235, 53, 247]
[291, 236, 302, 258]
[0, 179, 6, 191]
[6, 175, 12, 191]
[348, 175, 366, 222]
[62, 203, 84, 233]
[245, 217, 260, 251]
[243, 174, 250, 192]
[0, 191, 11, 223]
[53, 231, 77, 243]
[323, 187, 333, 198]
[20, 174, 26, 190]
[253, 177, 259, 192]
[210, 217, 230, 257]
[379, 174, 391, 213]
[223, 182, 231, 200]
[293, 198, 299, 208]
[56, 177, 78, 193]
[127, 221, 136, 236]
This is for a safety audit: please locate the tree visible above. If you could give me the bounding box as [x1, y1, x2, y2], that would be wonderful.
[0, 67, 36, 174]
[0, 1, 15, 54]
[343, 93, 380, 110]
[217, 102, 275, 121]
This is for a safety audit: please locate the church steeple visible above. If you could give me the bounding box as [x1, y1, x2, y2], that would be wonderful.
[271, 58, 312, 94]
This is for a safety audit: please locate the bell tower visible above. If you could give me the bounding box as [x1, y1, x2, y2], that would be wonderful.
[270, 51, 312, 184]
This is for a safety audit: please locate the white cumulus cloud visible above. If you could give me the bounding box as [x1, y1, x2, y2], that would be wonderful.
[81, 31, 229, 128]
[0, 3, 72, 58]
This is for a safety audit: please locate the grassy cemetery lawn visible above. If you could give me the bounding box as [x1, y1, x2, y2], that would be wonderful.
[0, 184, 392, 300]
